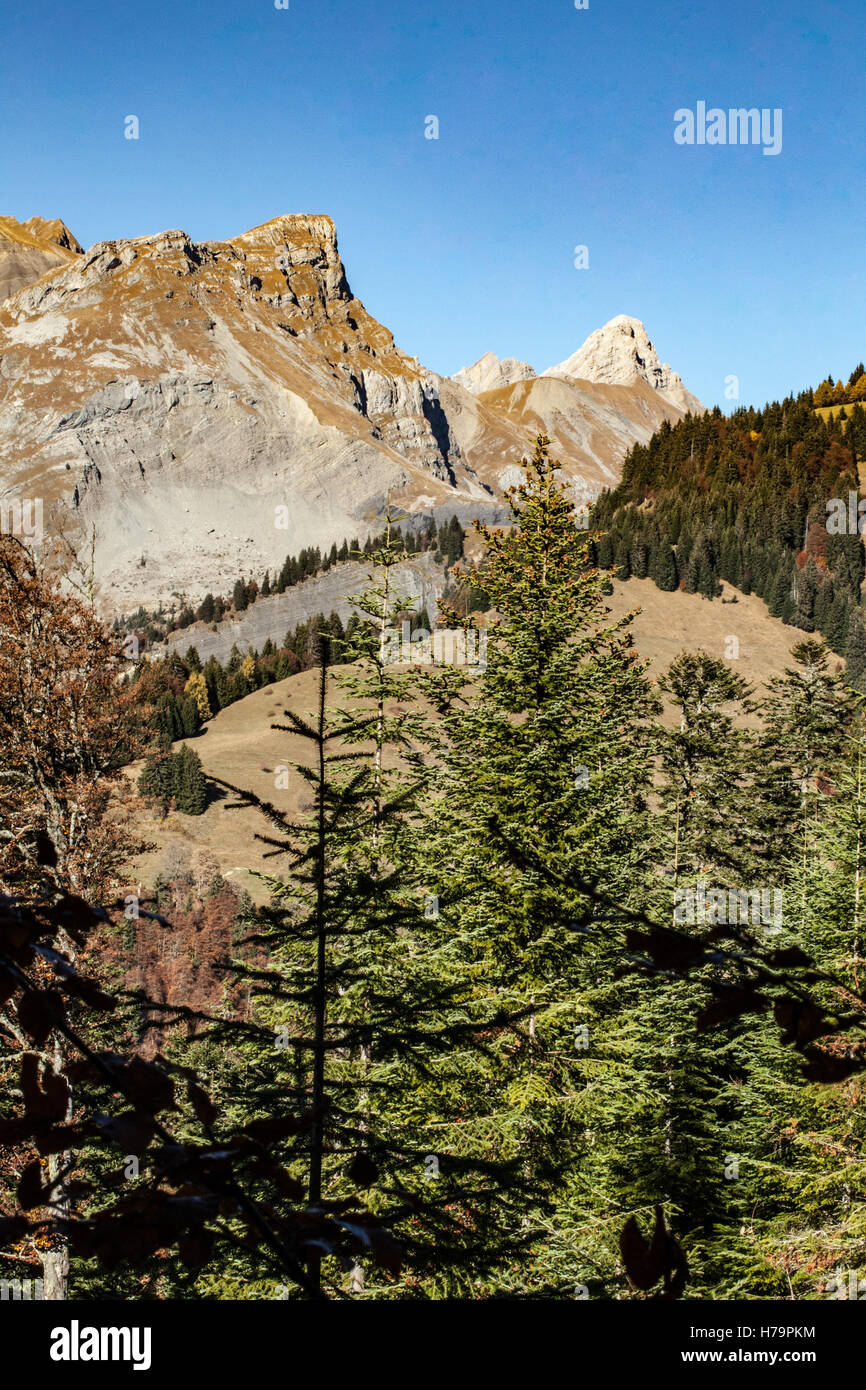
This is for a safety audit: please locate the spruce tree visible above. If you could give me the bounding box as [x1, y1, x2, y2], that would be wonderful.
[176, 745, 207, 814]
[845, 610, 866, 688]
[599, 651, 796, 1295]
[651, 540, 679, 592]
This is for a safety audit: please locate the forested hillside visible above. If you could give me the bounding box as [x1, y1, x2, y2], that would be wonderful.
[592, 372, 866, 685]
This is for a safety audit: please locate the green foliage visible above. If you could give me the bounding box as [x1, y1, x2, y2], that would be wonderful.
[138, 743, 208, 815]
[592, 387, 866, 650]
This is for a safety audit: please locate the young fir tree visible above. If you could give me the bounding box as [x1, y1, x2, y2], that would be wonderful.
[651, 539, 679, 592]
[846, 610, 866, 690]
[177, 744, 207, 814]
[206, 517, 531, 1298]
[757, 640, 852, 934]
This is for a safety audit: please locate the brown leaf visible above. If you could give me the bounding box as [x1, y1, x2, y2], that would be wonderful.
[801, 1049, 864, 1083]
[178, 1228, 215, 1269]
[106, 1056, 176, 1113]
[240, 1115, 305, 1145]
[620, 1207, 677, 1291]
[36, 1124, 86, 1156]
[626, 929, 704, 972]
[252, 1159, 305, 1201]
[0, 965, 19, 1005]
[775, 997, 833, 1047]
[16, 990, 64, 1045]
[661, 1232, 689, 1299]
[0, 1117, 35, 1144]
[51, 893, 104, 944]
[370, 1228, 402, 1276]
[348, 1151, 379, 1188]
[21, 1053, 69, 1121]
[769, 946, 812, 969]
[0, 1216, 28, 1243]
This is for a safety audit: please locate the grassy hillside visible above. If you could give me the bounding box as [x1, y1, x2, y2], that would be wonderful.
[123, 578, 813, 897]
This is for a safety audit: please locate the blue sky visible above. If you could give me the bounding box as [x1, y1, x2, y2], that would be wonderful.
[3, 0, 864, 409]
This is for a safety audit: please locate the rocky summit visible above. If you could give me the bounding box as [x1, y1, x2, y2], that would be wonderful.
[0, 215, 702, 613]
[543, 314, 702, 414]
[0, 215, 83, 303]
[452, 351, 536, 394]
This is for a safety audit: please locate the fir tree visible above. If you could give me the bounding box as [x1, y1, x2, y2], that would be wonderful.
[211, 530, 531, 1297]
[424, 436, 662, 1294]
[651, 540, 679, 592]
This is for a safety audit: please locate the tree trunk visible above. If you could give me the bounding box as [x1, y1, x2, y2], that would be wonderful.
[40, 1245, 68, 1301]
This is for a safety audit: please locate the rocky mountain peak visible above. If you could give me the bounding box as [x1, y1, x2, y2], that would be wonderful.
[452, 351, 536, 395]
[543, 314, 702, 411]
[0, 215, 83, 254]
[0, 214, 83, 302]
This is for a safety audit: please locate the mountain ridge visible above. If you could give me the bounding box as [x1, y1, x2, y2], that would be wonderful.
[0, 213, 702, 613]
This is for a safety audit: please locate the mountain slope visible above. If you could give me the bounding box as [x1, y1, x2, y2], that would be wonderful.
[125, 574, 808, 902]
[592, 386, 866, 680]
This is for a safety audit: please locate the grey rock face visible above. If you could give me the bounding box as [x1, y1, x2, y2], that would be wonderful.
[544, 315, 703, 414]
[161, 553, 446, 666]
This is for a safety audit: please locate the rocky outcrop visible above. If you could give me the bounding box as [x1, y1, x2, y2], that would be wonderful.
[452, 352, 536, 395]
[544, 315, 703, 414]
[0, 215, 495, 610]
[0, 215, 83, 303]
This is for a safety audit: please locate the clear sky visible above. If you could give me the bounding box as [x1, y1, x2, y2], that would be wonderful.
[3, 0, 864, 409]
